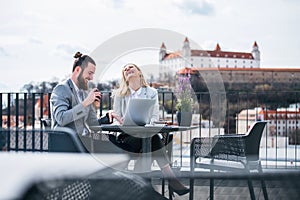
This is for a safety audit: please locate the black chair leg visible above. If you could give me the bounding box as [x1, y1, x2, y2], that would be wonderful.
[258, 162, 268, 200]
[161, 178, 165, 196]
[247, 179, 256, 200]
[189, 178, 194, 200]
[169, 182, 173, 200]
[210, 178, 214, 200]
[261, 179, 268, 200]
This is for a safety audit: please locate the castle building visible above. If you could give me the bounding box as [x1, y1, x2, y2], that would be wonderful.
[159, 37, 260, 79]
[159, 37, 300, 89]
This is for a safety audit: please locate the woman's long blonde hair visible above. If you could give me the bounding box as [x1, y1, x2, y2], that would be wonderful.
[114, 63, 148, 97]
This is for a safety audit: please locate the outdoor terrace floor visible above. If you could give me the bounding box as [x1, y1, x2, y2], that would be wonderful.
[152, 170, 300, 200]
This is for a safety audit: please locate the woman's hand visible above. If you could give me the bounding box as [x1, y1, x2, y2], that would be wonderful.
[107, 110, 123, 124]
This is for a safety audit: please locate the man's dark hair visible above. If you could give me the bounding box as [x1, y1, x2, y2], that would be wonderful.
[72, 52, 96, 72]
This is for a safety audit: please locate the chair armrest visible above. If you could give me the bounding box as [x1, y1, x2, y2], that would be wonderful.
[214, 134, 245, 138]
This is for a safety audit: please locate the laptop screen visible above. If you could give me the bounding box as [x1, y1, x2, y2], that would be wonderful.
[122, 98, 155, 126]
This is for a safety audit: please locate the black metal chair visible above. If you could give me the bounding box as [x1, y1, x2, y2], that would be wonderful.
[40, 118, 88, 153]
[47, 127, 88, 153]
[40, 118, 125, 154]
[190, 121, 269, 200]
[22, 167, 168, 200]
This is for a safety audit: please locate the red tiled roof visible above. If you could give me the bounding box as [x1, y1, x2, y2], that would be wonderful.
[177, 67, 199, 74]
[206, 67, 300, 72]
[163, 49, 254, 60]
[164, 51, 182, 59]
[191, 50, 254, 59]
[176, 67, 300, 74]
[162, 39, 258, 61]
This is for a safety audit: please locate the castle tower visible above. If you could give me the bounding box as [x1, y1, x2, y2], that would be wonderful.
[182, 37, 191, 67]
[251, 41, 260, 67]
[182, 37, 191, 57]
[215, 43, 221, 51]
[159, 42, 167, 62]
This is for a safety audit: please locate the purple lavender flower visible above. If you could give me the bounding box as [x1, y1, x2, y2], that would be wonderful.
[175, 75, 193, 112]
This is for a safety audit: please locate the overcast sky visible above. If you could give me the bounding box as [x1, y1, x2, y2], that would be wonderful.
[0, 0, 299, 92]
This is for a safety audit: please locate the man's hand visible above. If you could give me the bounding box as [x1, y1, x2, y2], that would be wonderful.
[82, 88, 101, 108]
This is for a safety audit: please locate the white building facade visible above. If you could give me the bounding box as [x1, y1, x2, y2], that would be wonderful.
[159, 37, 260, 78]
[236, 104, 300, 136]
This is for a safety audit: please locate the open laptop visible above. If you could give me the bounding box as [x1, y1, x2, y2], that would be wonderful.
[122, 98, 155, 126]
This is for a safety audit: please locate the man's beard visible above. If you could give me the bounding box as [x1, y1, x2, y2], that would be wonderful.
[77, 71, 88, 90]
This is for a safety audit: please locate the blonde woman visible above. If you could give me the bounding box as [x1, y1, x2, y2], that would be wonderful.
[112, 63, 189, 197]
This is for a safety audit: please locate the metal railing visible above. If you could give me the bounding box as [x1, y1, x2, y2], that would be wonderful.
[0, 91, 299, 168]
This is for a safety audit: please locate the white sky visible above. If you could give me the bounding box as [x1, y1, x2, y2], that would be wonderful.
[0, 0, 299, 92]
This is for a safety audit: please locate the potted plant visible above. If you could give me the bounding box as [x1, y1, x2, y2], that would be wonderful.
[175, 75, 193, 126]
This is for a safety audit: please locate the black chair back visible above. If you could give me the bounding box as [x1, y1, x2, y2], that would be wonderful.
[48, 127, 88, 153]
[245, 121, 267, 161]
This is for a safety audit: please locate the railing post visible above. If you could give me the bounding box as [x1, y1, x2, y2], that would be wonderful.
[32, 93, 35, 150]
[0, 93, 2, 128]
[24, 93, 27, 151]
[15, 93, 19, 151]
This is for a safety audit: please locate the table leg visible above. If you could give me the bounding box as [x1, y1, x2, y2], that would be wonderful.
[180, 131, 183, 167]
[141, 137, 152, 172]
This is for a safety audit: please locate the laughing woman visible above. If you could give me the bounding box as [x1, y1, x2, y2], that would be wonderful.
[111, 63, 189, 197]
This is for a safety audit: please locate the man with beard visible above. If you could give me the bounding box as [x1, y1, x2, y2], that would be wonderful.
[50, 52, 121, 137]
